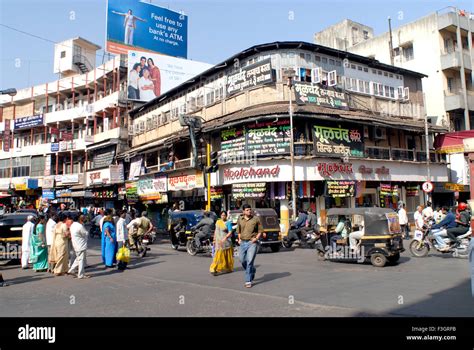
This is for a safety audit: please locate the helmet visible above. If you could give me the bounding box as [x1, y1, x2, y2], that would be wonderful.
[458, 202, 468, 211]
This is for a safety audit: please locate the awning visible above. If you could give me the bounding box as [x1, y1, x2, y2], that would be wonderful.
[434, 130, 474, 154]
[86, 139, 119, 152]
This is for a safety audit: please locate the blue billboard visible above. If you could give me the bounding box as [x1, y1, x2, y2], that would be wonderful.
[106, 0, 188, 58]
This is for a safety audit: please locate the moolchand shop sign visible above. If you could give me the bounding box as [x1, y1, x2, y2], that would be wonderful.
[223, 165, 281, 184]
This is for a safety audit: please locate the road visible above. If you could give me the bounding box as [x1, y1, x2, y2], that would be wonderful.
[1, 236, 473, 317]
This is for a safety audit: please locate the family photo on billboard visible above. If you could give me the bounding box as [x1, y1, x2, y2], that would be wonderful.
[127, 50, 212, 102]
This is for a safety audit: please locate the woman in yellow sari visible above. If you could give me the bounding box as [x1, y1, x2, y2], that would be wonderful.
[50, 213, 70, 276]
[210, 211, 234, 275]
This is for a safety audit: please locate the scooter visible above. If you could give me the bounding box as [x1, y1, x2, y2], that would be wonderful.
[186, 229, 213, 256]
[282, 225, 321, 249]
[410, 223, 471, 258]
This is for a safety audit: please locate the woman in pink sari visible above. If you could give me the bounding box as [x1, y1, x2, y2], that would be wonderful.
[147, 58, 161, 98]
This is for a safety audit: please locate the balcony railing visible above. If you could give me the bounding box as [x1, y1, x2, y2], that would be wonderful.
[365, 146, 390, 160]
[364, 146, 444, 162]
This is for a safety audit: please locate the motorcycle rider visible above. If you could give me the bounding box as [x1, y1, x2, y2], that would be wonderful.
[193, 211, 215, 248]
[444, 203, 471, 250]
[431, 206, 456, 251]
[302, 208, 319, 241]
[286, 208, 308, 243]
[127, 211, 154, 249]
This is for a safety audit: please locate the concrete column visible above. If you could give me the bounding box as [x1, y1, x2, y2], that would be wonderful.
[456, 13, 470, 129]
[280, 199, 289, 236]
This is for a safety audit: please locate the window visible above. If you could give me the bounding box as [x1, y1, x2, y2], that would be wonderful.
[384, 72, 388, 77]
[358, 66, 363, 71]
[206, 90, 215, 105]
[372, 69, 377, 74]
[378, 70, 382, 75]
[397, 86, 404, 99]
[403, 44, 414, 61]
[394, 47, 400, 56]
[305, 53, 311, 61]
[281, 52, 287, 58]
[364, 67, 368, 72]
[288, 52, 295, 58]
[60, 51, 66, 58]
[328, 70, 337, 86]
[364, 81, 370, 93]
[30, 156, 45, 177]
[384, 85, 390, 97]
[322, 57, 328, 64]
[315, 55, 321, 62]
[300, 53, 305, 59]
[351, 78, 357, 90]
[300, 68, 312, 82]
[329, 59, 335, 66]
[363, 30, 369, 40]
[389, 73, 393, 78]
[335, 60, 342, 67]
[373, 82, 378, 95]
[390, 86, 395, 98]
[351, 64, 356, 69]
[378, 83, 383, 96]
[358, 80, 364, 92]
[346, 77, 352, 90]
[447, 77, 454, 93]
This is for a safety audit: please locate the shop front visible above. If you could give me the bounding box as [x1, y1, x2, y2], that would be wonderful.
[137, 174, 169, 229]
[86, 164, 125, 209]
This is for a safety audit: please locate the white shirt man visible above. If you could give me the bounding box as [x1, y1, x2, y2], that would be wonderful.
[45, 217, 56, 247]
[414, 207, 424, 231]
[21, 216, 35, 269]
[68, 217, 89, 279]
[422, 203, 434, 221]
[116, 215, 128, 246]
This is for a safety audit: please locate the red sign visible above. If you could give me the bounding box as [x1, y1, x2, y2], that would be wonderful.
[358, 165, 390, 175]
[50, 127, 59, 135]
[422, 181, 434, 193]
[224, 166, 280, 181]
[3, 119, 10, 152]
[317, 163, 353, 177]
[62, 132, 73, 141]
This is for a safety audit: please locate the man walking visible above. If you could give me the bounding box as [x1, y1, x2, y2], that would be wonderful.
[68, 214, 90, 279]
[21, 215, 35, 269]
[398, 203, 409, 240]
[237, 205, 263, 288]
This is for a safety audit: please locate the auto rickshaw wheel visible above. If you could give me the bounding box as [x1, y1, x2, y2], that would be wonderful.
[270, 244, 281, 252]
[370, 253, 387, 267]
[282, 239, 293, 249]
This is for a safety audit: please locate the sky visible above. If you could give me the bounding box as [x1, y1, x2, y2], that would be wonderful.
[0, 0, 472, 90]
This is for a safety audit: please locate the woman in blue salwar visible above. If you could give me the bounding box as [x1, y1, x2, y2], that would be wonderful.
[101, 215, 118, 268]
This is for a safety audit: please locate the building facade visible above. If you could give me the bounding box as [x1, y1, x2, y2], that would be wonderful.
[314, 6, 473, 205]
[0, 37, 131, 210]
[123, 41, 448, 231]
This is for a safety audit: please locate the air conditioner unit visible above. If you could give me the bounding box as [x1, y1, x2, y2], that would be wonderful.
[374, 127, 387, 140]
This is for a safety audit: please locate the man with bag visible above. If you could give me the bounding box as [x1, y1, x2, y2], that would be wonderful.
[116, 210, 129, 270]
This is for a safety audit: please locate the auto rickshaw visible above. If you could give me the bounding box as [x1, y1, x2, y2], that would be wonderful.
[228, 208, 282, 252]
[168, 210, 217, 251]
[320, 208, 404, 267]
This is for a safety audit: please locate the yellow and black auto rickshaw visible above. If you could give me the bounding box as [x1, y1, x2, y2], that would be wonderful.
[319, 208, 404, 267]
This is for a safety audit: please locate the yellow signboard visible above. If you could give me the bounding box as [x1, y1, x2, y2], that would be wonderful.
[15, 183, 27, 191]
[444, 183, 465, 192]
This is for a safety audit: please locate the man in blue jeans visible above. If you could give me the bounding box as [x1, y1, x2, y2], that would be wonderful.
[237, 204, 263, 288]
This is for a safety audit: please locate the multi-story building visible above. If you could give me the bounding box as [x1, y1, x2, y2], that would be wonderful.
[314, 6, 473, 205]
[122, 41, 448, 231]
[0, 37, 130, 210]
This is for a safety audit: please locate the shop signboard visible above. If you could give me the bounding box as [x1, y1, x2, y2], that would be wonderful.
[128, 157, 143, 180]
[61, 174, 79, 184]
[226, 59, 275, 96]
[56, 189, 72, 198]
[317, 162, 353, 177]
[42, 189, 55, 200]
[110, 164, 125, 183]
[232, 182, 266, 198]
[168, 172, 204, 191]
[92, 190, 116, 199]
[380, 183, 398, 196]
[92, 146, 116, 169]
[51, 143, 59, 152]
[313, 123, 364, 158]
[210, 186, 224, 200]
[406, 185, 419, 197]
[42, 176, 55, 189]
[326, 180, 356, 198]
[27, 179, 39, 189]
[138, 175, 168, 200]
[3, 119, 10, 152]
[14, 115, 44, 130]
[294, 82, 348, 110]
[15, 180, 27, 191]
[444, 183, 465, 192]
[223, 165, 281, 182]
[125, 182, 139, 203]
[220, 119, 290, 159]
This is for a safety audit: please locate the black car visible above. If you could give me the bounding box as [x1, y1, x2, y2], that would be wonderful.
[0, 212, 38, 260]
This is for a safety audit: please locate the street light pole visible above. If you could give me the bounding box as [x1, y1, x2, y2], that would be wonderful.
[423, 93, 431, 203]
[283, 69, 297, 221]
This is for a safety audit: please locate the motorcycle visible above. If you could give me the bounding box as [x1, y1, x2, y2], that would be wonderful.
[410, 221, 471, 259]
[186, 228, 213, 256]
[282, 224, 322, 249]
[129, 232, 152, 257]
[89, 225, 101, 239]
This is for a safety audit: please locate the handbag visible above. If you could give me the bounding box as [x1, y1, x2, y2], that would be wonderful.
[116, 246, 130, 263]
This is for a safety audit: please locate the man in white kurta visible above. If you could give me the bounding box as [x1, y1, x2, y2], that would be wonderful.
[68, 215, 89, 279]
[21, 216, 35, 269]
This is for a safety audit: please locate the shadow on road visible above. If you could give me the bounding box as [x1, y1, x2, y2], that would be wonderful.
[3, 273, 54, 286]
[253, 272, 291, 286]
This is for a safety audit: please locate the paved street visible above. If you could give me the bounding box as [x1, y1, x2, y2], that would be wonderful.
[1, 236, 473, 317]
